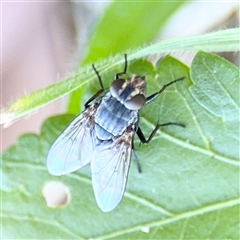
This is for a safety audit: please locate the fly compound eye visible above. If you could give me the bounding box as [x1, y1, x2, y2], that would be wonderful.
[125, 94, 145, 110]
[110, 79, 125, 98]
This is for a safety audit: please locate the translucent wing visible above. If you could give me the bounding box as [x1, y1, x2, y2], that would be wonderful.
[47, 106, 97, 176]
[91, 126, 135, 212]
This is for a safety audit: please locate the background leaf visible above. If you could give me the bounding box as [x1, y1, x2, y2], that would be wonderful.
[1, 52, 239, 239]
[83, 1, 185, 63]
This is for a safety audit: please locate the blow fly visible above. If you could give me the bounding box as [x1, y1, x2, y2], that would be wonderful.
[47, 54, 184, 212]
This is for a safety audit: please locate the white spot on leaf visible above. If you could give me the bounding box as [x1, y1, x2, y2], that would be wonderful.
[141, 226, 150, 233]
[42, 181, 70, 208]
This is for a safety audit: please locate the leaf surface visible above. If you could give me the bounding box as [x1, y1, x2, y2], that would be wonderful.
[1, 53, 239, 239]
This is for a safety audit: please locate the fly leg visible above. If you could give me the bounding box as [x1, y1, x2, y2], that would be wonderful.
[84, 64, 105, 108]
[145, 77, 185, 104]
[132, 143, 142, 173]
[115, 54, 128, 79]
[141, 75, 186, 141]
[137, 123, 185, 145]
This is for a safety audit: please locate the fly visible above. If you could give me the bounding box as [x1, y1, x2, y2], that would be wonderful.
[47, 54, 185, 212]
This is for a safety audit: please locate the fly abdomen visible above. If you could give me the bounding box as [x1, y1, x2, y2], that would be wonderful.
[95, 93, 138, 140]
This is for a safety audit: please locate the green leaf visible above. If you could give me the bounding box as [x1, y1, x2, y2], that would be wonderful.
[83, 1, 185, 63]
[2, 53, 239, 239]
[1, 28, 239, 125]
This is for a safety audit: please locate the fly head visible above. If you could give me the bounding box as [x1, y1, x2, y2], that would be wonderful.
[110, 75, 146, 111]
